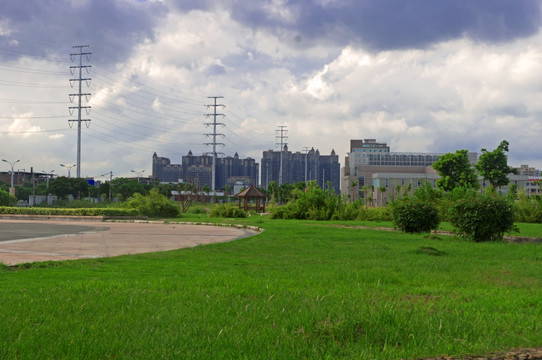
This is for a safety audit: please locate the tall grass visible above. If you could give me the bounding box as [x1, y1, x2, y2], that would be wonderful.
[1, 218, 541, 359]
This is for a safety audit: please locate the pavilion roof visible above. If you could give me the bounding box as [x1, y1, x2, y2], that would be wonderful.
[235, 184, 266, 198]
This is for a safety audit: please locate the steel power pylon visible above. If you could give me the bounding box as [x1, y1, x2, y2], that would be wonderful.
[276, 125, 288, 186]
[69, 45, 91, 178]
[205, 96, 225, 192]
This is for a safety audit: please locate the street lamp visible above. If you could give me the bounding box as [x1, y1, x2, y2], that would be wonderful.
[2, 159, 20, 196]
[60, 164, 76, 178]
[131, 169, 145, 183]
[42, 170, 55, 190]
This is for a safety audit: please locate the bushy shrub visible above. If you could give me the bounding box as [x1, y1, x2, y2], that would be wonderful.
[391, 198, 440, 233]
[357, 206, 393, 221]
[0, 189, 16, 206]
[448, 193, 516, 242]
[513, 192, 542, 223]
[209, 204, 247, 218]
[126, 189, 179, 218]
[270, 182, 345, 220]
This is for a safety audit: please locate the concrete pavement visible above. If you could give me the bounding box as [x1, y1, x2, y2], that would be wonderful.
[0, 219, 258, 265]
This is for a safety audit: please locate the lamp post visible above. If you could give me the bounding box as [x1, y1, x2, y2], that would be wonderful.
[2, 159, 20, 196]
[131, 169, 145, 183]
[42, 170, 55, 190]
[60, 164, 76, 178]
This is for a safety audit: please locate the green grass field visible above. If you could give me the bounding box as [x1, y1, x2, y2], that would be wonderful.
[1, 217, 541, 359]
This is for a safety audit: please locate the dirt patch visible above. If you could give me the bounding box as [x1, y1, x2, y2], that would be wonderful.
[410, 346, 542, 360]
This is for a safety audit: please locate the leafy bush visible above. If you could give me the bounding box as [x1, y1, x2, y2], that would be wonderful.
[270, 182, 344, 220]
[448, 193, 516, 242]
[0, 189, 16, 206]
[356, 205, 393, 221]
[391, 198, 440, 233]
[513, 192, 542, 223]
[126, 189, 179, 218]
[209, 204, 247, 218]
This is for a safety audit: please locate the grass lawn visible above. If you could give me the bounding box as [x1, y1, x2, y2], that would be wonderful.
[1, 217, 541, 359]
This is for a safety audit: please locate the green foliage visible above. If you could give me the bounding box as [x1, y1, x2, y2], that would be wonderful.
[49, 177, 90, 200]
[126, 189, 179, 218]
[0, 188, 16, 206]
[391, 198, 440, 233]
[270, 181, 342, 220]
[356, 205, 393, 221]
[475, 140, 517, 189]
[209, 204, 247, 218]
[513, 192, 542, 223]
[0, 206, 138, 216]
[111, 178, 150, 200]
[448, 193, 517, 242]
[270, 182, 394, 221]
[432, 149, 479, 191]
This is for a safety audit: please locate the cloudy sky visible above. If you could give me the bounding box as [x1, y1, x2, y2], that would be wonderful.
[1, 0, 542, 179]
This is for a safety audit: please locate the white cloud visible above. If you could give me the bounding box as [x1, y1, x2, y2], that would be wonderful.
[2, 2, 542, 177]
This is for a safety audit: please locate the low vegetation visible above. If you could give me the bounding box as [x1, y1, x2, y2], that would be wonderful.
[0, 206, 138, 217]
[1, 218, 541, 359]
[391, 197, 440, 233]
[125, 188, 179, 218]
[208, 204, 247, 218]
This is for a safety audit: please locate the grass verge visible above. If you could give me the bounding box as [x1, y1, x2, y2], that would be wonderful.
[1, 218, 541, 359]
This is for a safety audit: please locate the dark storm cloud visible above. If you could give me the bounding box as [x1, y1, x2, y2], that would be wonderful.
[230, 0, 542, 50]
[0, 0, 167, 64]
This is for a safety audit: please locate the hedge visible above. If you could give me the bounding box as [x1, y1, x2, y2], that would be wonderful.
[0, 207, 139, 217]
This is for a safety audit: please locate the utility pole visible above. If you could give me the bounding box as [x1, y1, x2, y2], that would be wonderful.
[69, 45, 91, 178]
[275, 125, 288, 186]
[302, 147, 310, 185]
[101, 171, 113, 201]
[204, 96, 225, 192]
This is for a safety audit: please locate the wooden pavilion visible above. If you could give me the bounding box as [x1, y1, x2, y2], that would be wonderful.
[236, 184, 267, 213]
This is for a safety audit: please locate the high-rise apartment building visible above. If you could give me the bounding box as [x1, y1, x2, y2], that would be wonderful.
[152, 151, 259, 190]
[261, 146, 340, 194]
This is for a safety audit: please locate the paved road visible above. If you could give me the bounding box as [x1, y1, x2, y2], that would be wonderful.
[0, 219, 257, 265]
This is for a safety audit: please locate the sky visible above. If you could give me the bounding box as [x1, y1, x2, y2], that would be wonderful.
[1, 0, 542, 180]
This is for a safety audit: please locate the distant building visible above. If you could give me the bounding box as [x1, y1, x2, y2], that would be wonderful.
[342, 139, 477, 203]
[515, 164, 539, 177]
[152, 154, 183, 183]
[152, 151, 259, 190]
[261, 146, 341, 194]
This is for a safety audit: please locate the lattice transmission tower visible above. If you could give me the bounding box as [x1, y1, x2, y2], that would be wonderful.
[69, 45, 91, 178]
[204, 96, 225, 192]
[276, 125, 288, 186]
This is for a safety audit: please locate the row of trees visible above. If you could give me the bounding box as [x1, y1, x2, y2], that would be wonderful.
[432, 140, 516, 191]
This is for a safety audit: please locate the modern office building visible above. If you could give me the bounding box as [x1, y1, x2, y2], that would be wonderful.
[152, 151, 259, 190]
[341, 139, 477, 203]
[261, 146, 341, 194]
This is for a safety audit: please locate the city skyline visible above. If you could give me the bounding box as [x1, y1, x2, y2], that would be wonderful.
[1, 1, 542, 178]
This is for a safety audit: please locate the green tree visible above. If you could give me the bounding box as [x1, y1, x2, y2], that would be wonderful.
[432, 149, 479, 191]
[267, 181, 278, 202]
[475, 140, 517, 189]
[49, 177, 90, 200]
[111, 178, 149, 200]
[0, 188, 16, 206]
[277, 183, 294, 204]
